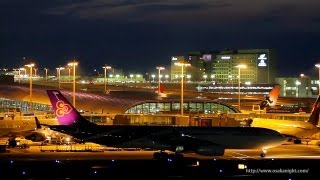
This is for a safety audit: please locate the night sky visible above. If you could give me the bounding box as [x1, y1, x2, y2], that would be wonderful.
[1, 0, 320, 76]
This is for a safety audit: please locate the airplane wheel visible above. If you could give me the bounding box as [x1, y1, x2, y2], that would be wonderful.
[8, 139, 17, 148]
[293, 139, 301, 144]
[168, 153, 184, 159]
[260, 148, 267, 158]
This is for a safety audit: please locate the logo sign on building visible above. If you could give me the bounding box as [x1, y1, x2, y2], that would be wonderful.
[257, 54, 267, 67]
[202, 54, 212, 61]
[172, 57, 177, 61]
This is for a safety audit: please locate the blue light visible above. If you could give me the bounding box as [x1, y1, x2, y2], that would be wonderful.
[22, 171, 26, 175]
[219, 169, 223, 173]
[10, 160, 13, 164]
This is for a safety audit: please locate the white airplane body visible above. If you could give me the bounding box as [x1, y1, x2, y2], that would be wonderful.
[251, 119, 318, 139]
[249, 95, 320, 142]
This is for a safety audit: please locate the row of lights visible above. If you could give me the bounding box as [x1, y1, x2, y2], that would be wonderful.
[23, 60, 78, 111]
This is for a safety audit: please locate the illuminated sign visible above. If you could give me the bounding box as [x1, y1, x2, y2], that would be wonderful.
[221, 56, 231, 60]
[258, 54, 267, 67]
[172, 57, 177, 60]
[202, 54, 212, 61]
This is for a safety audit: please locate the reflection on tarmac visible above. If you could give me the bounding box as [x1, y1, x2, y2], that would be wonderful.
[1, 142, 320, 179]
[1, 142, 320, 160]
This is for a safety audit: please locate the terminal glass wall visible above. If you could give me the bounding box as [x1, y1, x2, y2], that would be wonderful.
[0, 98, 52, 112]
[125, 101, 239, 114]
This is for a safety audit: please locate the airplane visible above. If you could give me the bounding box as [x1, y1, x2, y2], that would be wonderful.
[44, 90, 286, 158]
[246, 95, 320, 144]
[256, 84, 313, 113]
[0, 117, 46, 147]
[258, 84, 281, 109]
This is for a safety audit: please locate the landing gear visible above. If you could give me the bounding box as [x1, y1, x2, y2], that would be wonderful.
[293, 139, 302, 144]
[7, 137, 17, 148]
[153, 150, 169, 159]
[260, 148, 267, 158]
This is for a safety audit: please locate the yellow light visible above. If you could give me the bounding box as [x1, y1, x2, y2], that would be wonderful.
[68, 62, 78, 66]
[235, 64, 247, 69]
[238, 164, 247, 169]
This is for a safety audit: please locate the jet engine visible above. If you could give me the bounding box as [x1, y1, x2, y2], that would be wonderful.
[25, 132, 46, 142]
[196, 145, 225, 156]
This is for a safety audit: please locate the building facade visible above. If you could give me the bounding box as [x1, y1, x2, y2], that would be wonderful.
[171, 49, 277, 84]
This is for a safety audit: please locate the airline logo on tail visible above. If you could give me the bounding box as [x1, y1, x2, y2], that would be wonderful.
[47, 90, 81, 126]
[56, 101, 72, 117]
[260, 84, 280, 109]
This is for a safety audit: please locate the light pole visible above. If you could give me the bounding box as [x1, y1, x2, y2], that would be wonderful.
[210, 74, 215, 82]
[56, 67, 64, 89]
[68, 68, 71, 83]
[235, 64, 247, 111]
[156, 66, 165, 93]
[187, 74, 191, 82]
[174, 62, 191, 116]
[165, 74, 169, 82]
[151, 74, 155, 82]
[295, 80, 301, 97]
[203, 74, 207, 83]
[102, 65, 111, 93]
[18, 67, 25, 84]
[68, 60, 78, 107]
[315, 64, 320, 95]
[44, 68, 48, 82]
[283, 80, 287, 97]
[25, 63, 35, 111]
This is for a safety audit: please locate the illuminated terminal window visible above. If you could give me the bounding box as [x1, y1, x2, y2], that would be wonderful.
[125, 100, 240, 114]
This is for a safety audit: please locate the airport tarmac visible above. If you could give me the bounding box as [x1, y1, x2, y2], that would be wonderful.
[0, 142, 320, 161]
[1, 142, 320, 179]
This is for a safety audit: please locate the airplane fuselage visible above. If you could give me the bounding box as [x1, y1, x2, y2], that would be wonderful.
[49, 125, 286, 151]
[251, 118, 320, 140]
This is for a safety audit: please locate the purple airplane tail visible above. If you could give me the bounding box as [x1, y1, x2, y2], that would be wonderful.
[46, 90, 96, 128]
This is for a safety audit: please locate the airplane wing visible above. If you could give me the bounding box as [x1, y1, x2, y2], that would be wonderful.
[147, 128, 225, 156]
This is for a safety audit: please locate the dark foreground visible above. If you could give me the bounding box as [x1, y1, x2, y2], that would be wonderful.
[0, 158, 319, 179]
